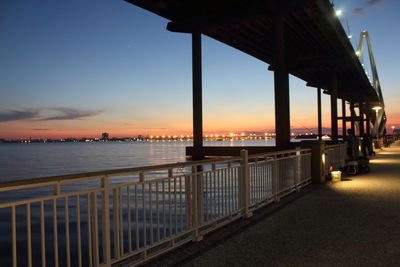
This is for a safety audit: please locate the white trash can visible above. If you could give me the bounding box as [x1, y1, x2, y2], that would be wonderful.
[331, 171, 342, 182]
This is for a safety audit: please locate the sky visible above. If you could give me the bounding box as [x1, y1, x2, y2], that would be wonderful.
[0, 0, 399, 139]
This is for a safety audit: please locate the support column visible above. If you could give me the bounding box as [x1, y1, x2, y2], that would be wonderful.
[359, 101, 365, 136]
[317, 88, 322, 139]
[366, 103, 371, 136]
[330, 74, 338, 142]
[273, 16, 290, 148]
[192, 32, 203, 159]
[350, 101, 355, 133]
[342, 99, 346, 138]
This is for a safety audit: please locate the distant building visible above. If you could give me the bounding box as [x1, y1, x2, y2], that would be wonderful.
[101, 132, 109, 141]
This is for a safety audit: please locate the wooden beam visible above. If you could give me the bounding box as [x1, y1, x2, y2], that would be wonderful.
[273, 16, 291, 148]
[318, 87, 322, 139]
[330, 73, 338, 142]
[192, 32, 203, 160]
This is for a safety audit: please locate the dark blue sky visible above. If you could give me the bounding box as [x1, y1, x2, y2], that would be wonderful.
[0, 0, 399, 138]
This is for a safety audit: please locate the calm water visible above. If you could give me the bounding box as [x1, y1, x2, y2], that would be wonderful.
[0, 140, 276, 182]
[0, 139, 282, 266]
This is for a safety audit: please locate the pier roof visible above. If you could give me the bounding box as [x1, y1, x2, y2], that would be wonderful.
[125, 0, 381, 103]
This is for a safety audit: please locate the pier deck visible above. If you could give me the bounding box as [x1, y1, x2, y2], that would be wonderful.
[146, 141, 400, 266]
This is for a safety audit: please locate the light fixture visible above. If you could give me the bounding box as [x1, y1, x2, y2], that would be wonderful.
[372, 106, 382, 111]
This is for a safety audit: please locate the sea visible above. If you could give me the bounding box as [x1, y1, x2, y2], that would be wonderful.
[1, 139, 283, 266]
[0, 139, 276, 182]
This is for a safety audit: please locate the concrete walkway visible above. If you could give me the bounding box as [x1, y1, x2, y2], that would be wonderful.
[146, 141, 400, 267]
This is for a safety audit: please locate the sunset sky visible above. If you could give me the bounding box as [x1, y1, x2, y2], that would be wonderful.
[0, 0, 399, 139]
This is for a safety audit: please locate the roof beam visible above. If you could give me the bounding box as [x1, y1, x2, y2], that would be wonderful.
[166, 0, 317, 33]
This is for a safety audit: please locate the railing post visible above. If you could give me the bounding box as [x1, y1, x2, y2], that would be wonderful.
[90, 191, 99, 267]
[240, 150, 252, 218]
[272, 155, 280, 201]
[101, 176, 112, 266]
[295, 153, 300, 191]
[191, 166, 204, 242]
[183, 169, 191, 231]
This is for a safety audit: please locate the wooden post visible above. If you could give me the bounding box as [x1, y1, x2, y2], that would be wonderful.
[192, 32, 203, 159]
[318, 88, 322, 139]
[359, 101, 365, 136]
[330, 74, 338, 142]
[350, 101, 355, 133]
[366, 103, 371, 136]
[273, 16, 290, 148]
[342, 99, 346, 138]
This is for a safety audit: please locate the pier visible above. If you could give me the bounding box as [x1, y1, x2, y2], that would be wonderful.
[146, 141, 400, 266]
[0, 140, 398, 266]
[0, 1, 393, 267]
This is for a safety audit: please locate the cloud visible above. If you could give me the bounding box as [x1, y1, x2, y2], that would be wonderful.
[0, 109, 40, 122]
[367, 0, 383, 6]
[352, 7, 364, 16]
[352, 0, 385, 16]
[40, 107, 104, 121]
[0, 107, 104, 122]
[32, 128, 50, 131]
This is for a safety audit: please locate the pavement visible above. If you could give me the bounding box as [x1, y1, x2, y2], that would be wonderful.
[145, 141, 400, 267]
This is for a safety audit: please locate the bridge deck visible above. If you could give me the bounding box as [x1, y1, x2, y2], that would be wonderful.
[146, 141, 400, 266]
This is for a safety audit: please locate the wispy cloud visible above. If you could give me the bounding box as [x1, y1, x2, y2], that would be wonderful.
[40, 108, 104, 121]
[0, 109, 40, 122]
[352, 0, 385, 16]
[32, 128, 50, 131]
[0, 107, 104, 123]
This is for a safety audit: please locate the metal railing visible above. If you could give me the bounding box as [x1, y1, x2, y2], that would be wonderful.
[325, 143, 347, 176]
[0, 148, 311, 267]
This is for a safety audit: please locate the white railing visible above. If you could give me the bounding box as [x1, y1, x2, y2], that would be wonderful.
[0, 148, 311, 267]
[325, 143, 347, 176]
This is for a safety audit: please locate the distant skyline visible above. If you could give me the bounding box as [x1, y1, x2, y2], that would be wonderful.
[0, 0, 399, 139]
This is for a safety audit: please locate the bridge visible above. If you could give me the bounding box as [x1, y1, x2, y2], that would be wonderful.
[125, 0, 387, 159]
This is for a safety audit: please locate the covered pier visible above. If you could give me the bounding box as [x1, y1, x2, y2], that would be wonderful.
[125, 0, 386, 159]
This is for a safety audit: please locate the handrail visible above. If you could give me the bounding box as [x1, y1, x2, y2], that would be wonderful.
[0, 148, 313, 267]
[0, 148, 311, 191]
[0, 156, 239, 190]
